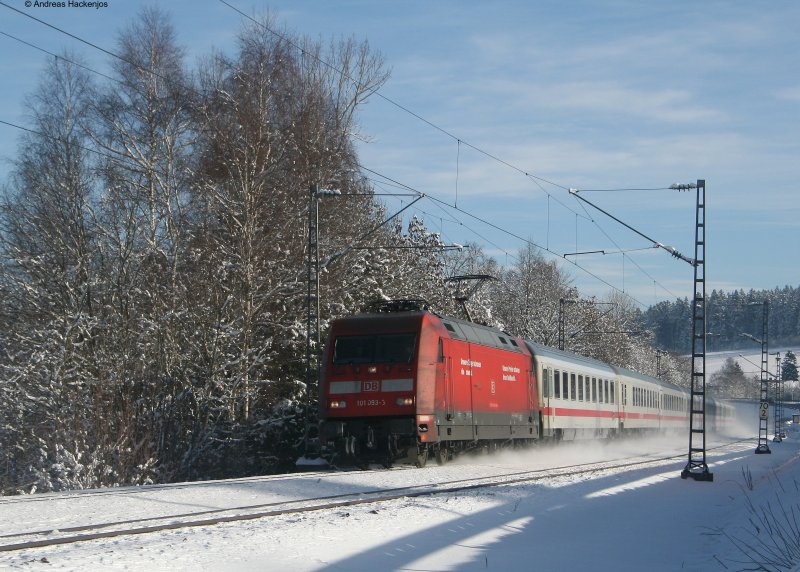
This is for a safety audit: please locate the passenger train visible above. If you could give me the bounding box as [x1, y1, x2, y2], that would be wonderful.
[318, 303, 733, 467]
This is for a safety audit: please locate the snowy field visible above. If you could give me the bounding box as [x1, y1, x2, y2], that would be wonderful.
[3, 404, 800, 572]
[707, 348, 793, 378]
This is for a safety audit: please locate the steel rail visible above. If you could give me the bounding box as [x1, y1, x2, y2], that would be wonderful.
[0, 439, 749, 553]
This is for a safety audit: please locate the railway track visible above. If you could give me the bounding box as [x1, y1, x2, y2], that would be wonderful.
[0, 467, 370, 506]
[0, 439, 751, 553]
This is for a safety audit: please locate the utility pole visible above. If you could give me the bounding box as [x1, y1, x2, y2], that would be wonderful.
[773, 352, 784, 441]
[656, 349, 662, 379]
[304, 183, 322, 455]
[681, 179, 713, 482]
[304, 183, 342, 455]
[755, 303, 772, 453]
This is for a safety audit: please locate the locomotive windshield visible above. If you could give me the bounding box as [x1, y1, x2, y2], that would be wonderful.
[333, 333, 416, 364]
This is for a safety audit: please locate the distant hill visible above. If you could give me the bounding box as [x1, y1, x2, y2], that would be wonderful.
[642, 286, 800, 353]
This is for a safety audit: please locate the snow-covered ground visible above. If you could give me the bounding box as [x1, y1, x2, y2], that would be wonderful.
[2, 402, 800, 571]
[706, 348, 792, 378]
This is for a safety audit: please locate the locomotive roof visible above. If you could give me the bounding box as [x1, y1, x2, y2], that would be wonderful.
[437, 315, 525, 352]
[341, 310, 525, 353]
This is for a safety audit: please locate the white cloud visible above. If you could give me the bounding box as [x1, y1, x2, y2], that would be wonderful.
[521, 82, 725, 123]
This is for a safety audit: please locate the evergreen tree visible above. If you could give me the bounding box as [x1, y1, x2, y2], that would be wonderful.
[782, 351, 798, 381]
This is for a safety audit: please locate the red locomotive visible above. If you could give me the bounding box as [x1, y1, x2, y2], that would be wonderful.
[318, 301, 732, 467]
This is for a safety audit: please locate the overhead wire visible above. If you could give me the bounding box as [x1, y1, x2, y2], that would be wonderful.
[0, 118, 143, 169]
[213, 1, 584, 204]
[568, 191, 684, 300]
[365, 173, 516, 262]
[0, 29, 121, 84]
[0, 0, 689, 308]
[0, 1, 156, 80]
[360, 163, 643, 305]
[213, 0, 686, 303]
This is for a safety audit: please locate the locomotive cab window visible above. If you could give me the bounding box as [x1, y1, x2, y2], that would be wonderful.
[333, 333, 417, 364]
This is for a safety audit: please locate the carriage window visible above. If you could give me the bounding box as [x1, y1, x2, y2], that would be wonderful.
[563, 372, 569, 399]
[578, 375, 584, 401]
[570, 373, 576, 401]
[598, 379, 603, 403]
[610, 381, 615, 403]
[554, 370, 561, 398]
[592, 378, 597, 402]
[438, 338, 444, 363]
[333, 333, 416, 364]
[605, 380, 610, 404]
[542, 368, 550, 398]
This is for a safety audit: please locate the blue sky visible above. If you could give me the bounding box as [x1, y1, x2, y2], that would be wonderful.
[1, 1, 798, 308]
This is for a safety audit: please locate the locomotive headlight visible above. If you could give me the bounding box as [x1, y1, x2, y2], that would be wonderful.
[396, 397, 414, 406]
[329, 400, 347, 409]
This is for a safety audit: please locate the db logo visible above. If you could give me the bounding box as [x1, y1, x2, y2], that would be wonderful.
[362, 381, 380, 392]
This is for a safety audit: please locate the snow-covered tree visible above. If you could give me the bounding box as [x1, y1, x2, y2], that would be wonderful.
[781, 350, 798, 382]
[0, 52, 114, 492]
[492, 243, 575, 346]
[709, 357, 756, 399]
